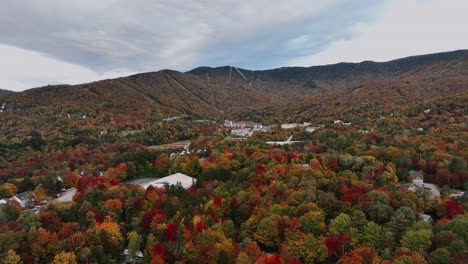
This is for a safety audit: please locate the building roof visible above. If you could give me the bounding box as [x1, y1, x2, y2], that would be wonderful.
[409, 170, 424, 180]
[15, 191, 33, 200]
[123, 249, 143, 258]
[140, 173, 196, 190]
[420, 214, 433, 223]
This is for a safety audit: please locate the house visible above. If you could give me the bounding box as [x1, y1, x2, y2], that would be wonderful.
[122, 249, 143, 264]
[281, 122, 311, 129]
[400, 171, 441, 200]
[334, 120, 351, 126]
[10, 191, 34, 208]
[423, 183, 440, 199]
[398, 183, 423, 193]
[306, 126, 321, 133]
[281, 123, 298, 129]
[266, 136, 301, 146]
[224, 120, 245, 129]
[231, 128, 254, 137]
[230, 123, 264, 138]
[462, 191, 468, 202]
[420, 214, 433, 224]
[409, 171, 424, 188]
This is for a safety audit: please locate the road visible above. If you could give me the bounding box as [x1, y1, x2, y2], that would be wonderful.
[56, 188, 77, 202]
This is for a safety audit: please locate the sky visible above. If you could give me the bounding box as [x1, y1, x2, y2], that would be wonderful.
[0, 0, 467, 91]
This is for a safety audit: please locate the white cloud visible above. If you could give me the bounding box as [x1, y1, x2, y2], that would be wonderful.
[289, 0, 468, 66]
[2, 0, 366, 90]
[0, 44, 135, 91]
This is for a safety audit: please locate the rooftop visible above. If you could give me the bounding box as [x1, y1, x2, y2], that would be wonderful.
[129, 173, 196, 190]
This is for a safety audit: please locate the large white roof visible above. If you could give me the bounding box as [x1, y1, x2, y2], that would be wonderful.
[141, 173, 196, 190]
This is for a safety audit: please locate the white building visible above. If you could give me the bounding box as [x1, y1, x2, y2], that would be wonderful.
[266, 136, 301, 146]
[140, 173, 196, 190]
[409, 171, 424, 188]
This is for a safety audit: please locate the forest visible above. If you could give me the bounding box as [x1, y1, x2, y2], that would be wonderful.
[0, 79, 467, 263]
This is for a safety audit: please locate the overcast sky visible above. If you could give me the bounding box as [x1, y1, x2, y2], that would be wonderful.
[1, 0, 467, 91]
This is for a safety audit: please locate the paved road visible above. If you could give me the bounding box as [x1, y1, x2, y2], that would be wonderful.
[56, 188, 77, 202]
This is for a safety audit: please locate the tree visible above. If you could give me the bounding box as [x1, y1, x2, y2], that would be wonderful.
[325, 232, 350, 258]
[445, 215, 468, 244]
[154, 154, 171, 177]
[0, 183, 17, 198]
[363, 191, 393, 224]
[3, 250, 22, 264]
[52, 251, 77, 264]
[361, 222, 382, 249]
[338, 246, 380, 264]
[299, 210, 326, 236]
[17, 210, 41, 231]
[285, 234, 327, 263]
[41, 175, 60, 196]
[448, 156, 466, 173]
[255, 216, 280, 248]
[94, 216, 123, 253]
[32, 186, 47, 204]
[255, 253, 284, 264]
[1, 203, 21, 223]
[363, 202, 393, 224]
[429, 248, 451, 264]
[235, 252, 253, 264]
[62, 172, 80, 188]
[400, 229, 432, 253]
[388, 207, 417, 242]
[330, 213, 352, 234]
[127, 231, 142, 263]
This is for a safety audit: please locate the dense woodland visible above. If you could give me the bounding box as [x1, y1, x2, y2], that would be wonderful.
[0, 51, 467, 263]
[0, 91, 466, 264]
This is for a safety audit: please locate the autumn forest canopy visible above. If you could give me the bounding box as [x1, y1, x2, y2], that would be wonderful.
[0, 50, 467, 264]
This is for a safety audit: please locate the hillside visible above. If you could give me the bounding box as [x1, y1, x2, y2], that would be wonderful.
[0, 89, 14, 97]
[1, 50, 467, 132]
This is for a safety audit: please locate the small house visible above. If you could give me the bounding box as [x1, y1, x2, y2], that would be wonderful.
[420, 214, 433, 224]
[10, 191, 34, 208]
[122, 249, 143, 264]
[409, 171, 424, 188]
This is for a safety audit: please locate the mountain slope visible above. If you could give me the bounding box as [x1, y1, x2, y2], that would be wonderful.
[1, 50, 467, 126]
[0, 89, 14, 98]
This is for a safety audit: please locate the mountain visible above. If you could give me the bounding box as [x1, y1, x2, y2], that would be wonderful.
[0, 89, 14, 97]
[1, 50, 467, 127]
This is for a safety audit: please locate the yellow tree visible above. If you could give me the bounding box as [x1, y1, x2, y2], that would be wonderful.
[3, 250, 22, 264]
[32, 186, 47, 204]
[0, 183, 17, 198]
[51, 251, 77, 264]
[94, 216, 123, 251]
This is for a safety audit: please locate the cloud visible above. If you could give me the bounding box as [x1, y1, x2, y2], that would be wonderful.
[289, 0, 468, 66]
[0, 0, 385, 90]
[0, 44, 135, 91]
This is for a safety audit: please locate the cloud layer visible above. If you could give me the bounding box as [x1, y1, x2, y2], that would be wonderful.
[0, 0, 466, 91]
[289, 0, 468, 66]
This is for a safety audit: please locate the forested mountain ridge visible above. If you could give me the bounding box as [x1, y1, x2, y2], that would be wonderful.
[1, 49, 467, 122]
[0, 89, 14, 97]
